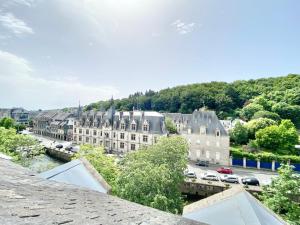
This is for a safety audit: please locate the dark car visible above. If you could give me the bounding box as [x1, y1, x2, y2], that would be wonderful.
[65, 146, 73, 151]
[55, 144, 63, 149]
[195, 160, 209, 167]
[241, 177, 260, 186]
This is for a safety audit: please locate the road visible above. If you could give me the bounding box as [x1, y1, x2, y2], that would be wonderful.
[188, 161, 278, 185]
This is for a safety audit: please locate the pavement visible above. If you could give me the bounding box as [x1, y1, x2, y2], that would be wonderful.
[188, 161, 278, 186]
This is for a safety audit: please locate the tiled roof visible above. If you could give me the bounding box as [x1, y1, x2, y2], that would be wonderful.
[0, 158, 206, 225]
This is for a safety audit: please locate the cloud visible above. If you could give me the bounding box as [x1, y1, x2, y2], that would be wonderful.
[0, 12, 34, 36]
[1, 0, 36, 8]
[171, 19, 196, 35]
[0, 50, 119, 109]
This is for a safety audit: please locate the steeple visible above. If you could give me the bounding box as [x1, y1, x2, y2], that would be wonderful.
[77, 101, 82, 118]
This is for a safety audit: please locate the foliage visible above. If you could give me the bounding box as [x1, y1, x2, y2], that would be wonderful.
[0, 117, 15, 129]
[260, 164, 300, 224]
[255, 120, 298, 154]
[0, 117, 27, 131]
[0, 127, 43, 161]
[239, 103, 264, 121]
[165, 117, 177, 134]
[85, 74, 300, 119]
[251, 110, 281, 122]
[230, 147, 300, 163]
[115, 136, 189, 214]
[73, 144, 120, 188]
[229, 122, 249, 145]
[246, 118, 277, 140]
[272, 103, 300, 128]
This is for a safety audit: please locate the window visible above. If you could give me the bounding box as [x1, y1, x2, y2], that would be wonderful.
[105, 141, 110, 147]
[100, 131, 102, 136]
[206, 151, 210, 159]
[121, 123, 125, 130]
[74, 128, 77, 133]
[154, 136, 157, 143]
[113, 142, 116, 149]
[131, 134, 136, 141]
[131, 144, 135, 150]
[120, 142, 124, 149]
[93, 138, 96, 144]
[131, 123, 136, 130]
[143, 124, 148, 131]
[143, 135, 148, 142]
[200, 126, 206, 135]
[93, 130, 97, 136]
[86, 129, 89, 135]
[216, 130, 220, 137]
[100, 141, 103, 145]
[74, 121, 76, 126]
[216, 152, 220, 161]
[73, 136, 77, 141]
[113, 132, 116, 138]
[105, 132, 109, 138]
[79, 136, 82, 141]
[120, 133, 124, 139]
[79, 129, 82, 134]
[86, 137, 89, 142]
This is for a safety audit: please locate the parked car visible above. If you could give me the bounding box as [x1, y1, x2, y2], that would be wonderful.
[202, 173, 219, 181]
[55, 144, 63, 149]
[216, 167, 233, 174]
[221, 175, 239, 184]
[185, 171, 197, 179]
[195, 160, 209, 167]
[241, 177, 260, 186]
[65, 146, 73, 151]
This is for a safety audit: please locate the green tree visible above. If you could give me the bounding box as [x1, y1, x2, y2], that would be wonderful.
[240, 103, 264, 121]
[0, 127, 42, 160]
[255, 120, 298, 154]
[115, 136, 189, 214]
[73, 144, 120, 188]
[251, 110, 281, 121]
[272, 103, 300, 128]
[230, 122, 249, 145]
[260, 164, 300, 224]
[246, 118, 277, 140]
[0, 117, 15, 129]
[165, 117, 177, 134]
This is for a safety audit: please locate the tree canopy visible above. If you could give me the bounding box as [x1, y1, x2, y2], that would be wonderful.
[115, 136, 189, 214]
[85, 74, 300, 121]
[260, 164, 300, 224]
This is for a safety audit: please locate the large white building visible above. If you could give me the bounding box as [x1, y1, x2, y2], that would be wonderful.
[73, 106, 167, 154]
[165, 108, 230, 165]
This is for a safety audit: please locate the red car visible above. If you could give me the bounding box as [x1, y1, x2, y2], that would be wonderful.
[216, 167, 233, 174]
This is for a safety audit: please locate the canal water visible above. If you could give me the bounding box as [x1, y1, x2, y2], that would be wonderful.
[19, 153, 64, 173]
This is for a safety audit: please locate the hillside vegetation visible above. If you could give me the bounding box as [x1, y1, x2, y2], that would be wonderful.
[86, 74, 300, 123]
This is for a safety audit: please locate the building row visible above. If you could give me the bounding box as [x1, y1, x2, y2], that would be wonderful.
[32, 105, 230, 165]
[0, 108, 30, 125]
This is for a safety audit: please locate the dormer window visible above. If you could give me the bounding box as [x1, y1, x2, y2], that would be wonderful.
[131, 124, 136, 130]
[143, 121, 149, 132]
[121, 122, 125, 130]
[200, 126, 206, 135]
[131, 121, 136, 131]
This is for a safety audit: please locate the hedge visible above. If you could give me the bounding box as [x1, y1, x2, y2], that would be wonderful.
[230, 148, 300, 163]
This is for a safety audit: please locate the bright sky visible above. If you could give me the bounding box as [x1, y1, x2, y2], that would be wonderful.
[0, 0, 300, 110]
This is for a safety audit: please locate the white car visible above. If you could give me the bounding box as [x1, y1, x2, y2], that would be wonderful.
[202, 173, 219, 181]
[221, 175, 239, 184]
[185, 171, 197, 179]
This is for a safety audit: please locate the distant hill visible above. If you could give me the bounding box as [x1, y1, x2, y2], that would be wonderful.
[85, 74, 300, 119]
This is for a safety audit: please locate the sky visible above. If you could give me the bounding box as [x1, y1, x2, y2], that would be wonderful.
[0, 0, 300, 110]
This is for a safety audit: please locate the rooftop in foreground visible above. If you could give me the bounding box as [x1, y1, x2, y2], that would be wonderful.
[0, 158, 206, 225]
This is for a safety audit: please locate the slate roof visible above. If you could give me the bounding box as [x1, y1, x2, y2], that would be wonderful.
[78, 108, 166, 135]
[183, 187, 286, 225]
[0, 158, 206, 225]
[38, 158, 111, 194]
[164, 109, 227, 136]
